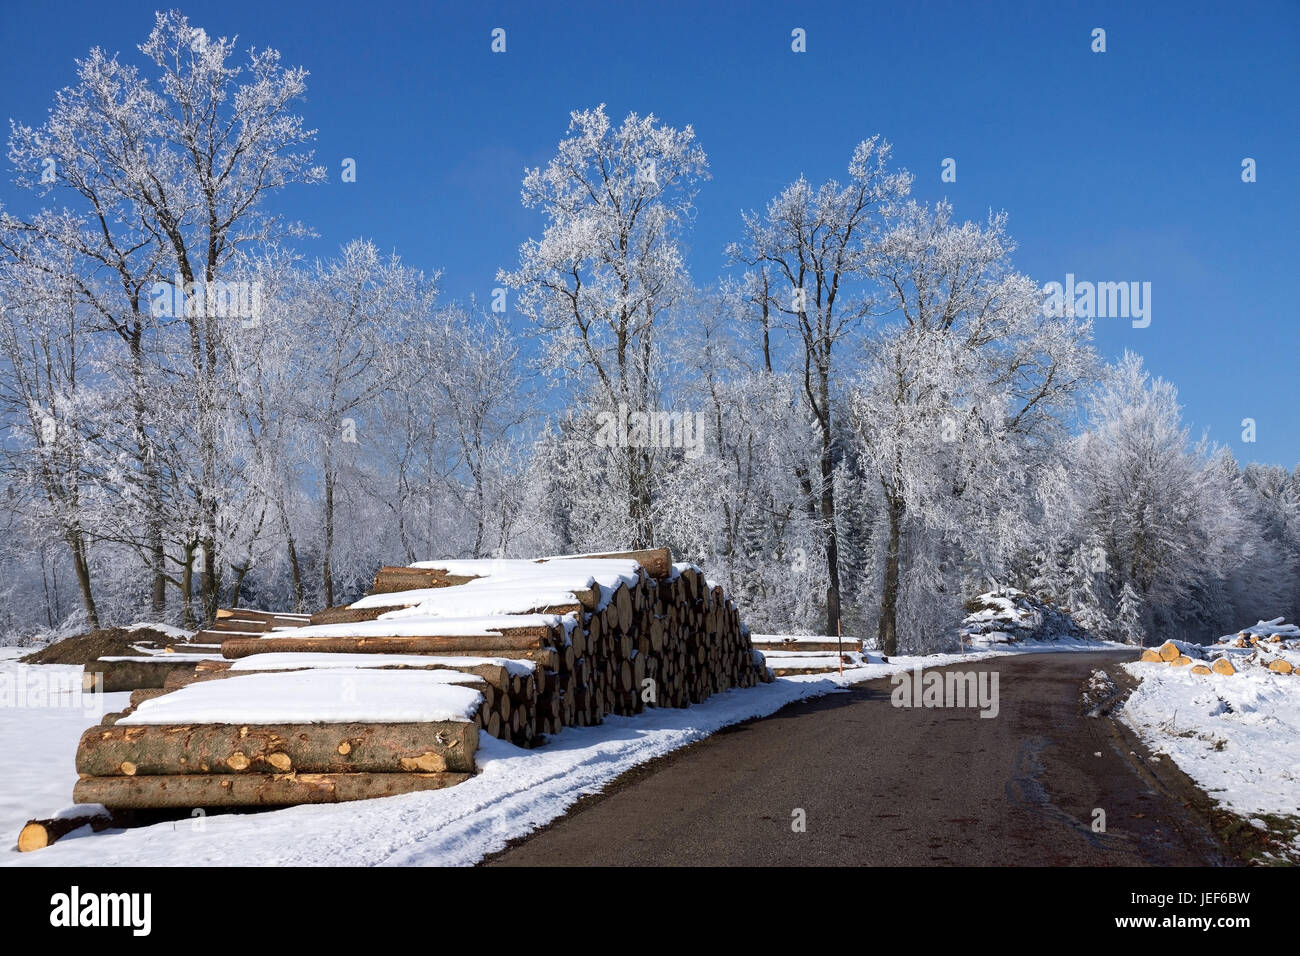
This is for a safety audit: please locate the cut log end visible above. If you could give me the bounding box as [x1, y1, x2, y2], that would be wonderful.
[17, 822, 50, 852]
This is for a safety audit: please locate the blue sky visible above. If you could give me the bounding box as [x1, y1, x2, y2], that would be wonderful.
[2, 0, 1297, 464]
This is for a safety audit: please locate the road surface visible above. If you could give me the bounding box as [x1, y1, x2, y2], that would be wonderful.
[485, 651, 1230, 866]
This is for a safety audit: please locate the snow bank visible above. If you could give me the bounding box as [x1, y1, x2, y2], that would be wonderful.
[1121, 659, 1300, 821]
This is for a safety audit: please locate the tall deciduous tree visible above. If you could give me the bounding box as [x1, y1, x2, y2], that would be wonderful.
[728, 138, 911, 635]
[501, 105, 707, 548]
[850, 201, 1094, 654]
[5, 10, 324, 624]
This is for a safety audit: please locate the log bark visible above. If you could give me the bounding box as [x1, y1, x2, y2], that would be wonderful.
[17, 810, 130, 852]
[541, 547, 673, 579]
[129, 688, 169, 708]
[370, 566, 479, 594]
[84, 660, 204, 692]
[76, 720, 478, 776]
[221, 628, 555, 659]
[73, 771, 473, 808]
[309, 604, 412, 626]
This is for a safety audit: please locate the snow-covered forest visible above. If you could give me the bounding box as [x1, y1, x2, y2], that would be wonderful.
[2, 12, 1297, 653]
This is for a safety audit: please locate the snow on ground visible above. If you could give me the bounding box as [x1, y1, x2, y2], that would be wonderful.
[3, 641, 1118, 867]
[1121, 658, 1300, 825]
[0, 649, 129, 849]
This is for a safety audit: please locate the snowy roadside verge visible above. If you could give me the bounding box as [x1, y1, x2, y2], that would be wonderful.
[1119, 659, 1300, 860]
[4, 642, 1124, 867]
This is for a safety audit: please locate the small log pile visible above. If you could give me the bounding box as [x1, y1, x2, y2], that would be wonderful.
[1137, 629, 1300, 678]
[163, 656, 543, 746]
[83, 608, 312, 692]
[750, 634, 868, 676]
[195, 607, 314, 643]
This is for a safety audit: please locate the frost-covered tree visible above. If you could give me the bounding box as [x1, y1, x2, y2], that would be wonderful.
[849, 201, 1095, 654]
[500, 105, 707, 548]
[1114, 582, 1145, 645]
[4, 10, 324, 624]
[290, 241, 432, 606]
[1068, 354, 1262, 641]
[0, 255, 102, 625]
[728, 138, 911, 635]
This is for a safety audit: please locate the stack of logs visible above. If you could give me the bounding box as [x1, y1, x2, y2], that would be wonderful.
[1138, 637, 1299, 676]
[57, 547, 772, 819]
[217, 547, 774, 745]
[84, 608, 312, 692]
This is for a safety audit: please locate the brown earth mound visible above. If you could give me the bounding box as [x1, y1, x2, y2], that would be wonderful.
[20, 627, 189, 665]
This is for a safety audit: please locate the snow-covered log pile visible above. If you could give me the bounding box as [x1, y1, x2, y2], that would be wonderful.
[749, 634, 870, 675]
[1137, 618, 1300, 676]
[72, 669, 482, 809]
[68, 548, 773, 811]
[959, 588, 1091, 646]
[81, 608, 312, 692]
[214, 547, 774, 743]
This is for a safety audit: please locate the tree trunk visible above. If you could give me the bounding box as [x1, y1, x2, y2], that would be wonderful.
[279, 504, 305, 612]
[820, 441, 841, 637]
[201, 534, 218, 627]
[179, 543, 197, 629]
[323, 452, 335, 608]
[877, 494, 904, 657]
[150, 537, 167, 615]
[66, 530, 99, 630]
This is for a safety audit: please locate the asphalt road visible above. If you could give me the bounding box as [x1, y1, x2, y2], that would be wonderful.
[485, 651, 1231, 866]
